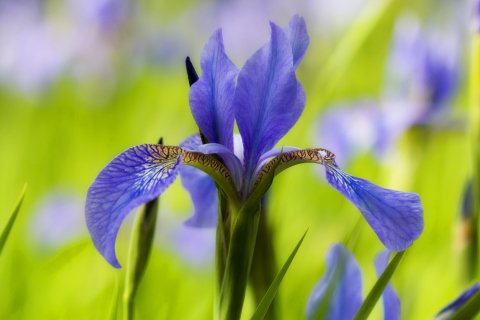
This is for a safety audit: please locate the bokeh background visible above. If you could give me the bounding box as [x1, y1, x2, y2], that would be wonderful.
[0, 0, 476, 319]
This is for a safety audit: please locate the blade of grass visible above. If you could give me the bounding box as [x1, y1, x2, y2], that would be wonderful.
[250, 229, 308, 320]
[0, 183, 27, 256]
[352, 250, 406, 320]
[449, 290, 480, 320]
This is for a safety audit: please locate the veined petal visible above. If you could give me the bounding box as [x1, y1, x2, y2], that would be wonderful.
[306, 243, 363, 320]
[189, 28, 239, 151]
[196, 143, 244, 190]
[234, 22, 304, 188]
[179, 135, 218, 228]
[284, 14, 309, 69]
[374, 250, 401, 320]
[325, 164, 424, 252]
[435, 283, 480, 320]
[253, 148, 424, 251]
[86, 144, 183, 268]
[86, 144, 238, 268]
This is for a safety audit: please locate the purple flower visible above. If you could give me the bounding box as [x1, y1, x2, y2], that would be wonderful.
[435, 283, 480, 319]
[30, 188, 85, 251]
[85, 15, 424, 268]
[306, 244, 400, 320]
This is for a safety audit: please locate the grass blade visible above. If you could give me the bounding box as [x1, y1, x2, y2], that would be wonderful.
[449, 290, 480, 320]
[0, 183, 27, 256]
[250, 229, 308, 320]
[353, 250, 406, 320]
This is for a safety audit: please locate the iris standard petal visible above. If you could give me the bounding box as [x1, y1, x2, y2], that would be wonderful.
[284, 14, 309, 69]
[374, 250, 401, 320]
[325, 164, 424, 252]
[234, 22, 302, 187]
[306, 243, 363, 320]
[435, 283, 480, 320]
[179, 135, 218, 228]
[179, 165, 218, 228]
[189, 28, 239, 151]
[85, 144, 183, 268]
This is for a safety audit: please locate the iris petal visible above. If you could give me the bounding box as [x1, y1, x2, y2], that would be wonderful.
[325, 164, 424, 252]
[85, 144, 183, 268]
[234, 22, 304, 188]
[306, 243, 363, 320]
[284, 14, 309, 69]
[189, 28, 239, 151]
[180, 165, 218, 228]
[179, 135, 218, 228]
[374, 250, 401, 320]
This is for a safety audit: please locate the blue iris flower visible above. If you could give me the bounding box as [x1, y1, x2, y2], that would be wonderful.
[85, 15, 424, 268]
[306, 244, 400, 320]
[434, 283, 480, 320]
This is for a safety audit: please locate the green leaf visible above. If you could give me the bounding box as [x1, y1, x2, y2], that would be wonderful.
[0, 184, 27, 257]
[123, 196, 159, 320]
[108, 275, 120, 320]
[353, 250, 406, 320]
[449, 289, 480, 320]
[250, 229, 308, 320]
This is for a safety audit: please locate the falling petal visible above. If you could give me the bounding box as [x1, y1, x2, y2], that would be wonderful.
[435, 283, 480, 320]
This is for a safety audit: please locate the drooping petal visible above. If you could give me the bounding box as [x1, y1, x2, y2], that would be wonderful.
[306, 243, 363, 320]
[85, 144, 183, 268]
[374, 250, 401, 320]
[284, 14, 309, 69]
[252, 148, 424, 252]
[189, 28, 239, 151]
[179, 135, 218, 228]
[86, 142, 237, 268]
[325, 163, 424, 252]
[435, 283, 480, 320]
[234, 22, 303, 189]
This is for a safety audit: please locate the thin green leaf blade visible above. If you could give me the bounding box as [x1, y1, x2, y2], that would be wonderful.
[449, 289, 480, 320]
[0, 183, 27, 256]
[250, 229, 308, 320]
[353, 250, 406, 320]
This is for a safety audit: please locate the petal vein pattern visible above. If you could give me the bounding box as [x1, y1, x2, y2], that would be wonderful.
[85, 144, 182, 268]
[325, 165, 424, 251]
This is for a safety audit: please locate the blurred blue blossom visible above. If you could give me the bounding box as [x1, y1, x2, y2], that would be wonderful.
[29, 188, 85, 251]
[317, 14, 461, 164]
[85, 15, 423, 268]
[306, 244, 400, 320]
[435, 283, 480, 320]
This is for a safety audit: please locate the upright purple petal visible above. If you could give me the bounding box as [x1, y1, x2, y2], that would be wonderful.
[284, 14, 309, 69]
[179, 134, 218, 228]
[85, 144, 182, 268]
[234, 22, 303, 188]
[375, 250, 401, 320]
[435, 283, 480, 319]
[306, 243, 363, 320]
[325, 163, 424, 251]
[189, 29, 239, 151]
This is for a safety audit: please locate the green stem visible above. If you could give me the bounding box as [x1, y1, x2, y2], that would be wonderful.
[249, 202, 277, 320]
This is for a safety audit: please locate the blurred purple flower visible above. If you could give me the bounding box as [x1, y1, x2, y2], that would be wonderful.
[85, 15, 423, 268]
[306, 244, 400, 320]
[155, 214, 215, 267]
[435, 283, 480, 319]
[30, 189, 85, 251]
[317, 15, 461, 164]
